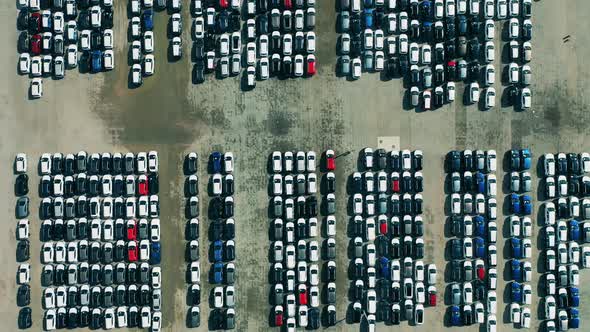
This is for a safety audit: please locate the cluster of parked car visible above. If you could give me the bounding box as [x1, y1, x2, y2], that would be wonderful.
[499, 1, 533, 111]
[35, 150, 163, 331]
[539, 152, 590, 331]
[446, 149, 497, 330]
[128, 0, 160, 86]
[17, 0, 115, 98]
[201, 151, 236, 330]
[505, 148, 533, 328]
[191, 0, 240, 83]
[14, 153, 32, 329]
[269, 150, 337, 330]
[347, 148, 433, 329]
[336, 0, 532, 111]
[183, 152, 203, 328]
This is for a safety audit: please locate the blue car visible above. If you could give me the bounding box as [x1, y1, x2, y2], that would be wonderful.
[476, 172, 485, 194]
[91, 50, 102, 73]
[420, 1, 432, 18]
[511, 237, 522, 259]
[213, 262, 223, 284]
[511, 259, 521, 281]
[510, 193, 521, 214]
[510, 149, 520, 171]
[143, 9, 154, 30]
[211, 152, 222, 173]
[379, 257, 390, 279]
[521, 149, 532, 170]
[363, 8, 374, 28]
[150, 242, 161, 264]
[474, 237, 485, 258]
[511, 282, 522, 303]
[521, 195, 532, 215]
[569, 287, 580, 307]
[570, 220, 581, 241]
[474, 216, 485, 237]
[569, 308, 580, 328]
[450, 305, 461, 326]
[213, 240, 223, 262]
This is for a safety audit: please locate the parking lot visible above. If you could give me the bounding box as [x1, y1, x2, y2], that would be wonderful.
[3, 0, 590, 331]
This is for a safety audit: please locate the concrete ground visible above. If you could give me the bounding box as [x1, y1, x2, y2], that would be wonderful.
[1, 0, 590, 331]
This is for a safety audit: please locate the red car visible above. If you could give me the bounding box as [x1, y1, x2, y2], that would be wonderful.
[306, 55, 316, 76]
[219, 0, 229, 8]
[126, 221, 137, 241]
[274, 306, 283, 326]
[391, 173, 400, 193]
[30, 34, 42, 55]
[298, 285, 307, 305]
[476, 266, 485, 280]
[428, 288, 437, 306]
[29, 12, 41, 33]
[283, 0, 292, 9]
[138, 176, 149, 195]
[326, 149, 335, 171]
[127, 242, 138, 262]
[379, 218, 388, 235]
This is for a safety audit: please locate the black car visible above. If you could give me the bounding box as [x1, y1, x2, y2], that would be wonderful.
[224, 242, 235, 261]
[468, 62, 479, 82]
[421, 22, 433, 42]
[282, 56, 293, 77]
[17, 240, 30, 262]
[230, 11, 240, 31]
[18, 307, 32, 329]
[258, 15, 269, 34]
[102, 9, 113, 29]
[224, 219, 235, 240]
[451, 239, 462, 259]
[308, 308, 320, 329]
[468, 39, 480, 60]
[52, 154, 63, 174]
[306, 196, 317, 217]
[409, 0, 420, 18]
[79, 308, 90, 327]
[457, 15, 468, 36]
[399, 56, 409, 76]
[351, 15, 361, 34]
[15, 174, 28, 196]
[57, 309, 66, 329]
[410, 66, 420, 85]
[210, 221, 223, 241]
[445, 40, 456, 60]
[17, 285, 30, 307]
[434, 66, 445, 86]
[90, 309, 101, 329]
[434, 23, 444, 42]
[434, 46, 444, 64]
[568, 153, 580, 174]
[224, 176, 234, 196]
[217, 11, 229, 33]
[376, 149, 387, 170]
[326, 262, 336, 282]
[434, 88, 444, 108]
[505, 84, 518, 104]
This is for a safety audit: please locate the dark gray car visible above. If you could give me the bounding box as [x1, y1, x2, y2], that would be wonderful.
[188, 306, 200, 328]
[273, 197, 283, 218]
[16, 197, 29, 218]
[187, 241, 199, 261]
[326, 283, 336, 304]
[139, 263, 150, 284]
[225, 263, 235, 284]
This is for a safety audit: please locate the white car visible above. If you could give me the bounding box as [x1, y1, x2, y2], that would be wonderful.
[483, 0, 494, 18]
[468, 83, 480, 103]
[143, 54, 155, 75]
[45, 309, 57, 330]
[18, 264, 30, 284]
[143, 32, 154, 53]
[509, 18, 520, 39]
[90, 6, 101, 27]
[521, 307, 531, 328]
[18, 53, 30, 74]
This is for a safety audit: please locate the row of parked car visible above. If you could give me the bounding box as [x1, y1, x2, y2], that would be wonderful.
[14, 154, 32, 329]
[269, 150, 327, 330]
[350, 148, 433, 329]
[206, 151, 236, 330]
[539, 153, 584, 331]
[128, 1, 158, 86]
[504, 148, 533, 328]
[183, 152, 202, 328]
[318, 150, 338, 326]
[38, 151, 159, 176]
[446, 149, 496, 329]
